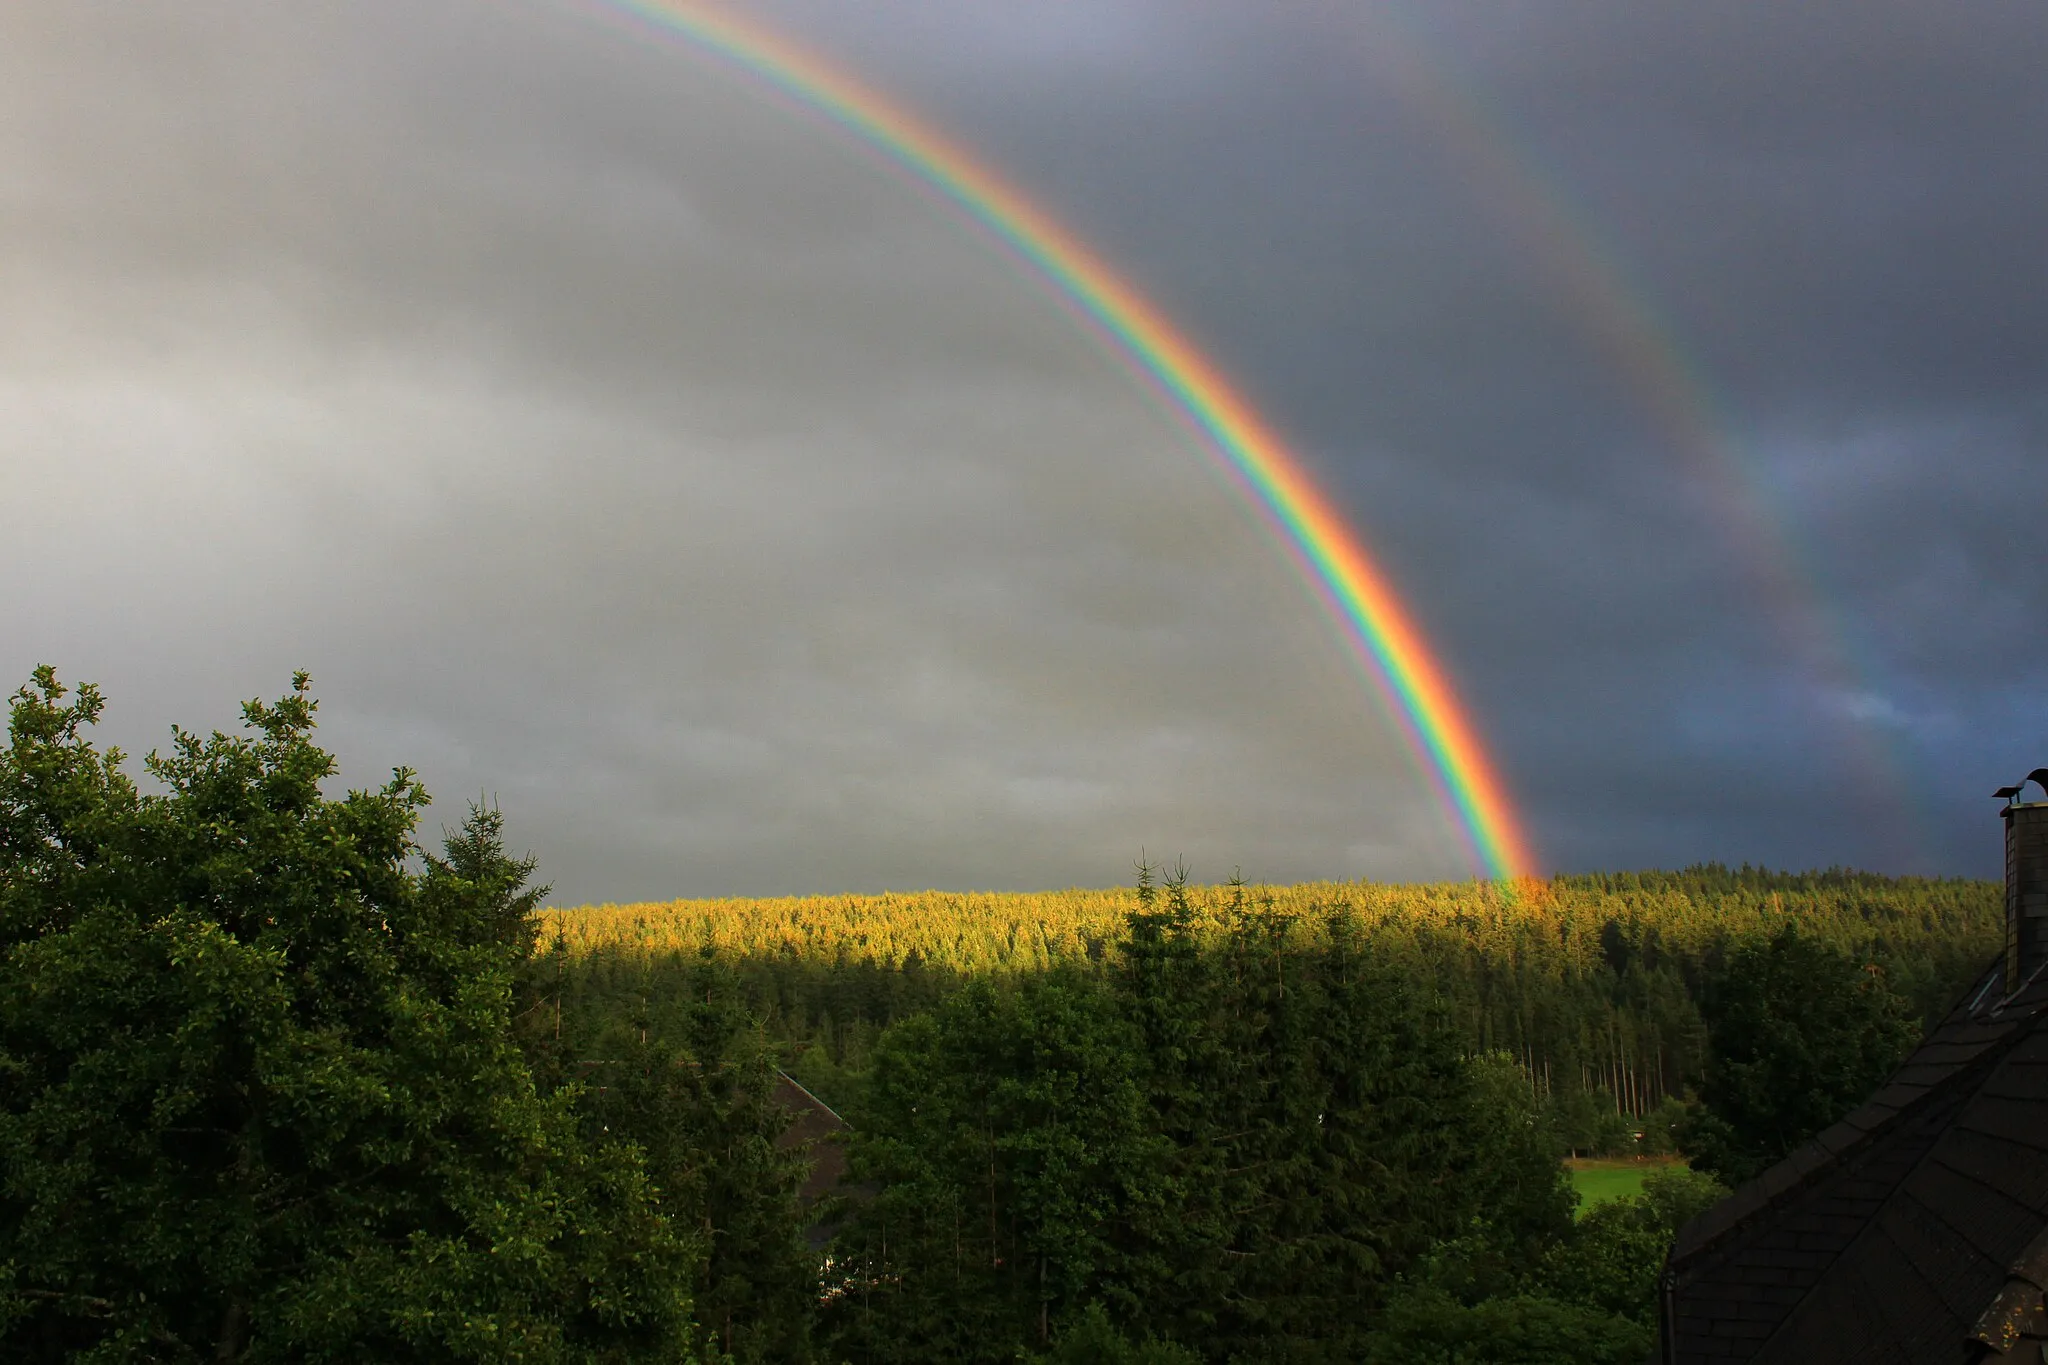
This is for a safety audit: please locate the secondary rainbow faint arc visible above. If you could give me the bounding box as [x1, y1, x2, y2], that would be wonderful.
[589, 0, 1539, 882]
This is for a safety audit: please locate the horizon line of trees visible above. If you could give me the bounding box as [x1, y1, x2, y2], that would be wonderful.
[545, 866, 1997, 1154]
[0, 669, 1964, 1361]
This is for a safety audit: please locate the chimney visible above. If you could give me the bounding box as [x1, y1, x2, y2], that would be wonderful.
[1999, 769, 2048, 993]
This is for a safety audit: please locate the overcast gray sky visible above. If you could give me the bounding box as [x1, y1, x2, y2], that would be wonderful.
[4, 0, 2042, 900]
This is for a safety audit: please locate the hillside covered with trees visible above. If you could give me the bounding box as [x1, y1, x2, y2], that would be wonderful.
[0, 671, 2000, 1361]
[547, 866, 1995, 1156]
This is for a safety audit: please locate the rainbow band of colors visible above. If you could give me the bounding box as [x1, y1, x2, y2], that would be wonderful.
[601, 0, 1540, 882]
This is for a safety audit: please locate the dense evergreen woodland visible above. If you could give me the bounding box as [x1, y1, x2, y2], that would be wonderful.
[550, 866, 1991, 1158]
[0, 672, 1999, 1361]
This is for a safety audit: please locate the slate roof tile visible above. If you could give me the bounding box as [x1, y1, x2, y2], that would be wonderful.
[1874, 1202, 1992, 1327]
[1661, 953, 2048, 1364]
[1938, 1131, 2048, 1203]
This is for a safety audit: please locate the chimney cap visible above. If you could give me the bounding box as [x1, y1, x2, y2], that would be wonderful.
[1994, 768, 2048, 802]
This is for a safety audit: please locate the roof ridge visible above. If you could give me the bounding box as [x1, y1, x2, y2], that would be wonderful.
[774, 1067, 850, 1126]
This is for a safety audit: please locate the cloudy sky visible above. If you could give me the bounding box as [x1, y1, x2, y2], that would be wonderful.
[4, 0, 2042, 901]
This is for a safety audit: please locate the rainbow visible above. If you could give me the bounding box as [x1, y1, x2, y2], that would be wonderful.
[1338, 9, 1924, 861]
[572, 0, 1540, 881]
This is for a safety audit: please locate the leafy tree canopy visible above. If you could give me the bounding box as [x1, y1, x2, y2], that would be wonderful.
[0, 668, 702, 1362]
[1362, 1165, 1728, 1363]
[1680, 925, 1923, 1184]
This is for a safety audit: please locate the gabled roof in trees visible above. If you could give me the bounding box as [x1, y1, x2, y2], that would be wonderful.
[772, 1071, 861, 1253]
[772, 1071, 849, 1204]
[1661, 957, 2048, 1363]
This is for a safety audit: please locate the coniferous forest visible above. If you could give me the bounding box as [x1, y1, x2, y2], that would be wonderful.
[0, 673, 2000, 1361]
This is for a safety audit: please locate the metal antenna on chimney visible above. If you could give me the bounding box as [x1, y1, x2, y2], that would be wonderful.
[1993, 769, 2048, 807]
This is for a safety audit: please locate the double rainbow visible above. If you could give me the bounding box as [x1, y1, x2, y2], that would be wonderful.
[586, 0, 1539, 882]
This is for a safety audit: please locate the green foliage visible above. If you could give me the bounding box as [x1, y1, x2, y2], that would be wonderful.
[0, 669, 701, 1362]
[825, 970, 1161, 1362]
[1636, 1094, 1689, 1156]
[1360, 1288, 1653, 1365]
[1109, 871, 1574, 1360]
[508, 925, 823, 1359]
[1679, 925, 1922, 1183]
[565, 952, 825, 1363]
[428, 801, 551, 960]
[1023, 1303, 1199, 1364]
[1363, 1165, 1726, 1362]
[577, 1038, 814, 1362]
[544, 863, 1999, 1133]
[0, 666, 1957, 1360]
[825, 870, 1575, 1363]
[1537, 1166, 1728, 1322]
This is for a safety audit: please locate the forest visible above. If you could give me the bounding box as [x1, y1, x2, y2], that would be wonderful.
[0, 671, 2001, 1361]
[545, 866, 1992, 1158]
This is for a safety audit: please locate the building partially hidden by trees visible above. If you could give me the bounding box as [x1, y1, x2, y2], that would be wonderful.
[1661, 772, 2048, 1363]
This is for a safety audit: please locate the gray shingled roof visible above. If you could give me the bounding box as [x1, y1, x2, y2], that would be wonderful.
[772, 1070, 849, 1204]
[1661, 958, 2048, 1363]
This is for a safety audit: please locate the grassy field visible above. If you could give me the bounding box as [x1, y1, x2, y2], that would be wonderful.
[1567, 1157, 1683, 1213]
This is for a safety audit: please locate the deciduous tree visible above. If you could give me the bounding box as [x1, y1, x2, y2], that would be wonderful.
[1680, 924, 1921, 1183]
[0, 669, 701, 1362]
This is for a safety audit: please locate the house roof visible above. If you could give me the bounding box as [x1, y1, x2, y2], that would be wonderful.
[771, 1070, 850, 1204]
[1661, 954, 2048, 1363]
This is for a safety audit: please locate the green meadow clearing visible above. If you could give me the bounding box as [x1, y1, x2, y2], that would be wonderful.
[1569, 1157, 1685, 1212]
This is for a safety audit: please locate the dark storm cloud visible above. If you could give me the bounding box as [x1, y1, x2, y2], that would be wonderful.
[5, 0, 2041, 894]
[0, 0, 1465, 902]
[749, 0, 2048, 875]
